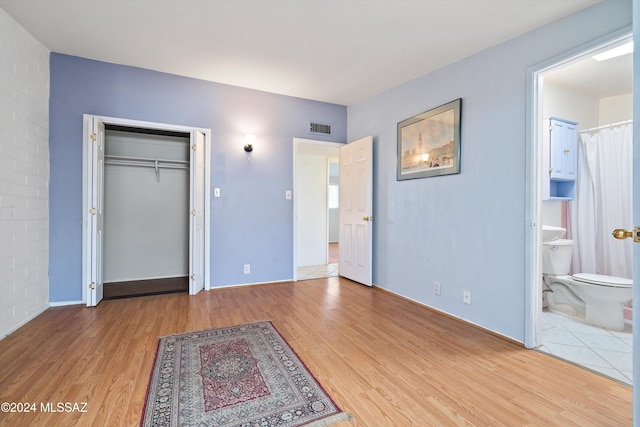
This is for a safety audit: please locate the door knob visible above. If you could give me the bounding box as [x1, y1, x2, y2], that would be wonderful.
[363, 216, 374, 222]
[612, 227, 640, 242]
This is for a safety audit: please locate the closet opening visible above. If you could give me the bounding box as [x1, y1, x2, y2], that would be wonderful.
[102, 124, 191, 299]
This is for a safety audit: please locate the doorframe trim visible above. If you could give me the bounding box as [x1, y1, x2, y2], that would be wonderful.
[292, 138, 344, 281]
[81, 114, 211, 304]
[524, 27, 632, 348]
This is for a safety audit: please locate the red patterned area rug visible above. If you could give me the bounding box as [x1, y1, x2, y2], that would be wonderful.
[141, 321, 351, 427]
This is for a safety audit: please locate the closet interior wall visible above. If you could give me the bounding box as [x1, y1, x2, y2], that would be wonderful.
[103, 126, 190, 297]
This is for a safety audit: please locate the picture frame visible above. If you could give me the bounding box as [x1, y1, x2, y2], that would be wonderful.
[397, 98, 461, 180]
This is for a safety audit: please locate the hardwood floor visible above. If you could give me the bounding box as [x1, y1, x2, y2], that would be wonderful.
[329, 242, 339, 264]
[0, 277, 632, 426]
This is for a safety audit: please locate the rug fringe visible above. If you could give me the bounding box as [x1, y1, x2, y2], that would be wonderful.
[305, 412, 353, 427]
[155, 320, 273, 339]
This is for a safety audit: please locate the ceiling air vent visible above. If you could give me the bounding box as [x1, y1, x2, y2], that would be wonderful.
[310, 122, 331, 135]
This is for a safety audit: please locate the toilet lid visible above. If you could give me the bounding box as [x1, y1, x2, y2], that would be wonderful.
[572, 273, 632, 287]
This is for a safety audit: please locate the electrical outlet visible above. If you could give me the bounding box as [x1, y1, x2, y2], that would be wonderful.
[244, 264, 250, 274]
[463, 290, 471, 304]
[433, 281, 441, 296]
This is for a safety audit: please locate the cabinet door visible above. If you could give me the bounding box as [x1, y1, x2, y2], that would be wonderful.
[562, 121, 577, 179]
[549, 118, 577, 180]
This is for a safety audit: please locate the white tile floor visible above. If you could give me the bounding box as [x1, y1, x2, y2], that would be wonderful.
[538, 311, 633, 385]
[297, 263, 339, 280]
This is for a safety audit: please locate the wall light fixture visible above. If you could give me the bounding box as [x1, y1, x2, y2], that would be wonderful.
[244, 134, 255, 152]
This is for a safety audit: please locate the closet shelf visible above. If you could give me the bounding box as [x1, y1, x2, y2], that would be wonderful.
[104, 155, 189, 182]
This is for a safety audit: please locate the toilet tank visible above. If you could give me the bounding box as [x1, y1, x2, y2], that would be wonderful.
[542, 239, 573, 275]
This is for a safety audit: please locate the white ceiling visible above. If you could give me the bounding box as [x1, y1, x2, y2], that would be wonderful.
[0, 0, 603, 105]
[543, 45, 633, 98]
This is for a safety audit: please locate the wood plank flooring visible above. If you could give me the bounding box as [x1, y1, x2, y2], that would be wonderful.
[0, 277, 632, 426]
[329, 242, 339, 264]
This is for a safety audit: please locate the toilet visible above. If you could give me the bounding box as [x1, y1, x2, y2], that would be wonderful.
[542, 227, 632, 331]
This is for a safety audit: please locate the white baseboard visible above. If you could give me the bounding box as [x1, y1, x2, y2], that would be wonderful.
[373, 284, 522, 345]
[209, 279, 294, 290]
[49, 300, 84, 307]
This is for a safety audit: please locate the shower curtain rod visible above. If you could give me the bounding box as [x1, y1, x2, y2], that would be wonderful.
[579, 119, 633, 133]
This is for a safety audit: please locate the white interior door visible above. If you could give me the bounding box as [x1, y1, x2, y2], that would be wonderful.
[87, 117, 105, 306]
[632, 12, 639, 413]
[189, 130, 205, 294]
[339, 136, 373, 286]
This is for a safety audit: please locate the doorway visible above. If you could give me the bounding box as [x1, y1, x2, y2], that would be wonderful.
[528, 32, 633, 384]
[82, 115, 211, 305]
[293, 138, 343, 281]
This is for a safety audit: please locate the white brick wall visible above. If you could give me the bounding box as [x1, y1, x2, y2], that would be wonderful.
[0, 8, 50, 339]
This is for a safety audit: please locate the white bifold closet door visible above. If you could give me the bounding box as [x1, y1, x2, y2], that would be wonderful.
[189, 130, 206, 294]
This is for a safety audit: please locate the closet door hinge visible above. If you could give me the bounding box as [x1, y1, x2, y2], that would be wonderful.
[89, 282, 95, 290]
[89, 207, 96, 215]
[192, 144, 196, 151]
[191, 274, 196, 281]
[91, 133, 97, 142]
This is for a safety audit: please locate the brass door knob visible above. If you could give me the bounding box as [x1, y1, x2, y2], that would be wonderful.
[363, 216, 374, 222]
[612, 227, 640, 242]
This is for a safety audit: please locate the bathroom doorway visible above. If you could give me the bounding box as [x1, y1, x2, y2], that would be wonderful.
[529, 32, 633, 384]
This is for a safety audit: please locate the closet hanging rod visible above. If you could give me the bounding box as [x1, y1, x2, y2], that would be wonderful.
[579, 119, 633, 133]
[104, 154, 189, 165]
[104, 159, 189, 170]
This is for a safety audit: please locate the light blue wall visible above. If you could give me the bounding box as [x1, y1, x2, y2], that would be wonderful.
[347, 0, 632, 342]
[49, 54, 346, 302]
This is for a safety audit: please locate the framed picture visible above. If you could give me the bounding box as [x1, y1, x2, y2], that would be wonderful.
[397, 98, 461, 180]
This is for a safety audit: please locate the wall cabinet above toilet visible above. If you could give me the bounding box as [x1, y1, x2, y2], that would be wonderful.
[542, 116, 578, 200]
